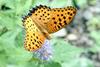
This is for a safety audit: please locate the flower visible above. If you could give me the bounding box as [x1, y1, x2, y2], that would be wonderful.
[33, 39, 53, 61]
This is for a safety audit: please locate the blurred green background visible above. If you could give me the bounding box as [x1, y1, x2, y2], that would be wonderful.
[0, 0, 100, 67]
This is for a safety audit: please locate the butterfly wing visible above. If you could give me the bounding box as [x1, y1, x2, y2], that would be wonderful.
[28, 5, 51, 39]
[23, 16, 45, 51]
[29, 5, 77, 35]
[46, 6, 77, 33]
[24, 5, 77, 41]
[29, 5, 51, 30]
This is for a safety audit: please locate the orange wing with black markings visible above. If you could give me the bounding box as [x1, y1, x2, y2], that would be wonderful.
[29, 5, 51, 30]
[29, 5, 77, 33]
[46, 6, 77, 33]
[23, 16, 45, 51]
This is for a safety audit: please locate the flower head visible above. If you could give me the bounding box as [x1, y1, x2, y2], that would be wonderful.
[33, 39, 53, 61]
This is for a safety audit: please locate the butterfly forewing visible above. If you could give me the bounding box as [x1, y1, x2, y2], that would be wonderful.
[30, 5, 51, 30]
[23, 16, 45, 51]
[46, 6, 77, 33]
[29, 5, 77, 35]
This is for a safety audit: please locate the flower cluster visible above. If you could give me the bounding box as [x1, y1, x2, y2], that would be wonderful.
[33, 39, 53, 61]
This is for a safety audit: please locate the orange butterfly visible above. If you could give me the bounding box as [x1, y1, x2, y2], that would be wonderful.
[22, 5, 77, 51]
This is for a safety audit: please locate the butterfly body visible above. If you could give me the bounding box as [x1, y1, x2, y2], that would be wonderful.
[22, 5, 77, 51]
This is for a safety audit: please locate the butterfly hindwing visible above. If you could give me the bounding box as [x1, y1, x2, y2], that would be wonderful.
[23, 16, 45, 51]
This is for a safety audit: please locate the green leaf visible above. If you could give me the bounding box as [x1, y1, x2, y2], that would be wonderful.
[62, 57, 94, 67]
[44, 61, 61, 67]
[52, 38, 84, 62]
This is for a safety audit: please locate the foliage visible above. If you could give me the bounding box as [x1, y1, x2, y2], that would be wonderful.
[0, 0, 99, 67]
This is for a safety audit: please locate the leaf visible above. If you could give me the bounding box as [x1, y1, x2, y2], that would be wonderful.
[44, 61, 61, 67]
[62, 57, 94, 67]
[51, 38, 84, 62]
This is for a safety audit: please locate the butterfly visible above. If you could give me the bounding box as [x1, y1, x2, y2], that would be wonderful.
[22, 5, 77, 51]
